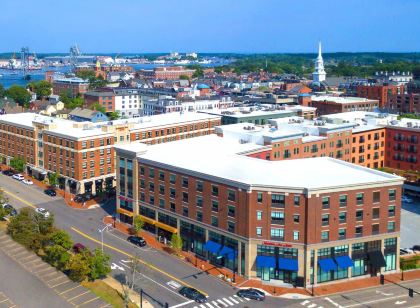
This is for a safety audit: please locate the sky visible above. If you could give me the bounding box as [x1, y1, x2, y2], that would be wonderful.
[1, 0, 419, 53]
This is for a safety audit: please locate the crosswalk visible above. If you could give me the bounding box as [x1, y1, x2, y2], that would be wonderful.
[300, 299, 324, 308]
[193, 295, 251, 308]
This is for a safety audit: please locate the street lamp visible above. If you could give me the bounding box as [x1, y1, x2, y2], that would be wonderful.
[98, 223, 113, 252]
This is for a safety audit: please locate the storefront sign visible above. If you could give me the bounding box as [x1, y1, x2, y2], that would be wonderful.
[118, 195, 133, 202]
[262, 241, 292, 248]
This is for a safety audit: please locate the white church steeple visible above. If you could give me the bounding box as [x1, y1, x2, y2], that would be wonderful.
[313, 41, 326, 83]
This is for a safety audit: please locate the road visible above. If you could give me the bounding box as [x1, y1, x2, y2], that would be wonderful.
[400, 197, 420, 249]
[0, 174, 292, 307]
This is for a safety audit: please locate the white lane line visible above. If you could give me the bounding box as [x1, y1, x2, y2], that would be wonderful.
[233, 295, 243, 302]
[308, 304, 317, 308]
[216, 299, 228, 307]
[228, 297, 239, 304]
[170, 300, 195, 308]
[199, 305, 206, 308]
[343, 294, 407, 308]
[222, 298, 234, 306]
[301, 300, 311, 305]
[205, 303, 214, 308]
[325, 297, 344, 308]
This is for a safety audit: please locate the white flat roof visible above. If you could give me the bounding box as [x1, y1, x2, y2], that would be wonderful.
[136, 134, 402, 191]
[201, 107, 294, 118]
[311, 96, 378, 104]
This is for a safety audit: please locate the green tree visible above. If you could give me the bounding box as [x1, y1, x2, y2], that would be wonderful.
[107, 111, 120, 120]
[48, 229, 73, 250]
[132, 216, 144, 235]
[88, 75, 107, 90]
[91, 103, 106, 114]
[0, 83, 6, 98]
[179, 74, 190, 80]
[34, 80, 52, 100]
[75, 70, 96, 80]
[66, 252, 91, 282]
[171, 233, 183, 254]
[6, 85, 31, 107]
[214, 67, 223, 74]
[44, 245, 71, 270]
[48, 172, 59, 188]
[9, 157, 25, 172]
[88, 248, 111, 280]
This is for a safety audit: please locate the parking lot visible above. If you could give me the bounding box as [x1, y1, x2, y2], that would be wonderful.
[400, 194, 420, 250]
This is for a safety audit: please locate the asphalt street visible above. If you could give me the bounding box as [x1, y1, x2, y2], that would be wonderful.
[0, 174, 291, 307]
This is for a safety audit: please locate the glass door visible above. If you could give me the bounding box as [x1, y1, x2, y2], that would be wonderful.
[262, 267, 270, 281]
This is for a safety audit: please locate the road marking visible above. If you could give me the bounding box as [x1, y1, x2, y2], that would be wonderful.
[68, 290, 90, 302]
[395, 301, 407, 305]
[60, 285, 82, 295]
[375, 290, 393, 296]
[228, 296, 239, 304]
[51, 280, 72, 288]
[167, 280, 182, 289]
[77, 296, 99, 307]
[34, 267, 56, 275]
[199, 305, 206, 308]
[205, 303, 213, 308]
[3, 189, 36, 209]
[71, 226, 208, 296]
[221, 298, 234, 306]
[344, 294, 407, 307]
[216, 299, 228, 307]
[325, 297, 344, 308]
[110, 262, 125, 271]
[308, 304, 317, 308]
[0, 298, 9, 303]
[233, 295, 243, 302]
[169, 300, 194, 308]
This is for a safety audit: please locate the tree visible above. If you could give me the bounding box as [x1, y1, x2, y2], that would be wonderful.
[48, 229, 73, 250]
[132, 216, 144, 235]
[75, 70, 96, 80]
[0, 83, 5, 98]
[5, 85, 31, 107]
[48, 172, 59, 188]
[66, 252, 91, 282]
[121, 254, 143, 307]
[89, 75, 107, 90]
[107, 111, 120, 120]
[91, 103, 106, 114]
[9, 157, 25, 172]
[179, 74, 190, 80]
[44, 245, 70, 270]
[171, 233, 183, 255]
[88, 248, 111, 280]
[34, 80, 52, 100]
[214, 67, 223, 74]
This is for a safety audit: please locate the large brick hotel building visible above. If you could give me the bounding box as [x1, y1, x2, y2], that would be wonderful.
[116, 134, 403, 287]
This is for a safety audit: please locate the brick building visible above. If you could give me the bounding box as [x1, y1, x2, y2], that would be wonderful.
[387, 93, 420, 114]
[52, 77, 89, 98]
[310, 96, 379, 115]
[356, 84, 404, 108]
[0, 112, 221, 194]
[116, 134, 403, 286]
[138, 66, 195, 80]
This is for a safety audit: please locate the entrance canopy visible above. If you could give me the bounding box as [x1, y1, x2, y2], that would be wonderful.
[335, 255, 354, 269]
[318, 258, 337, 271]
[368, 251, 386, 268]
[219, 246, 236, 260]
[278, 258, 298, 271]
[256, 255, 276, 268]
[203, 240, 222, 254]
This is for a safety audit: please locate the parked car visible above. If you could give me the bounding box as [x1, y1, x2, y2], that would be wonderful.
[44, 189, 56, 197]
[2, 170, 15, 176]
[12, 174, 25, 181]
[35, 207, 50, 218]
[74, 194, 87, 203]
[237, 288, 266, 301]
[402, 195, 413, 203]
[22, 179, 33, 185]
[412, 245, 420, 252]
[179, 287, 207, 303]
[127, 236, 147, 247]
[72, 243, 87, 253]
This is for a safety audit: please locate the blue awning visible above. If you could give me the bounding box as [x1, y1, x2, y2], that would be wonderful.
[256, 256, 276, 268]
[219, 246, 236, 260]
[203, 240, 221, 254]
[278, 258, 298, 271]
[318, 258, 337, 271]
[335, 255, 354, 269]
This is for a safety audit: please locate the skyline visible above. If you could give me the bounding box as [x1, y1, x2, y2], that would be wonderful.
[0, 0, 419, 53]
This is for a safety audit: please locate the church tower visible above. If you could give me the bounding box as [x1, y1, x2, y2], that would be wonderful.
[312, 42, 326, 83]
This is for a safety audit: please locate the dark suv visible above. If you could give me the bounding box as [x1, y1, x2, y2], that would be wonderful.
[237, 288, 266, 301]
[179, 287, 207, 303]
[127, 236, 146, 247]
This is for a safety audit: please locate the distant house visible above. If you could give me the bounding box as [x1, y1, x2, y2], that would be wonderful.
[69, 107, 108, 123]
[0, 98, 25, 114]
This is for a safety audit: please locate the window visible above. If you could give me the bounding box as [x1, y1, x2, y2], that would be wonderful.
[271, 194, 285, 207]
[257, 192, 263, 203]
[228, 205, 235, 217]
[149, 196, 155, 205]
[338, 228, 346, 239]
[170, 188, 176, 199]
[355, 226, 363, 237]
[159, 185, 165, 195]
[293, 214, 300, 223]
[356, 193, 364, 205]
[293, 231, 299, 240]
[387, 222, 395, 232]
[149, 168, 154, 178]
[170, 174, 176, 184]
[388, 189, 396, 201]
[356, 210, 363, 221]
[196, 181, 203, 192]
[211, 185, 218, 196]
[322, 214, 330, 226]
[322, 197, 330, 209]
[82, 141, 87, 149]
[270, 228, 284, 239]
[196, 211, 203, 222]
[271, 211, 284, 224]
[170, 202, 176, 212]
[321, 231, 329, 242]
[140, 166, 145, 175]
[182, 207, 189, 217]
[373, 191, 380, 203]
[228, 189, 236, 202]
[196, 196, 203, 207]
[256, 227, 262, 236]
[339, 195, 347, 207]
[182, 177, 188, 188]
[159, 199, 165, 208]
[256, 211, 262, 221]
[228, 222, 235, 233]
[372, 224, 379, 234]
[149, 182, 154, 192]
[294, 195, 300, 206]
[211, 200, 219, 212]
[182, 192, 188, 203]
[211, 216, 218, 227]
[159, 171, 165, 181]
[388, 205, 395, 217]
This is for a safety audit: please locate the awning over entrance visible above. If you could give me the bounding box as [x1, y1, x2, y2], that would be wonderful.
[139, 215, 156, 225]
[278, 258, 298, 271]
[256, 255, 276, 268]
[368, 251, 386, 268]
[318, 258, 337, 271]
[29, 165, 48, 175]
[203, 240, 222, 254]
[335, 255, 354, 269]
[117, 207, 133, 217]
[155, 221, 178, 234]
[219, 246, 236, 260]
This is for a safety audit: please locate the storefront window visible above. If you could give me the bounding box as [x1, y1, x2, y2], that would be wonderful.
[385, 253, 396, 271]
[352, 259, 366, 277]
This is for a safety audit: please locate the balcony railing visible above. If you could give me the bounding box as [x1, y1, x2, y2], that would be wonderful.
[271, 219, 285, 225]
[271, 236, 284, 241]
